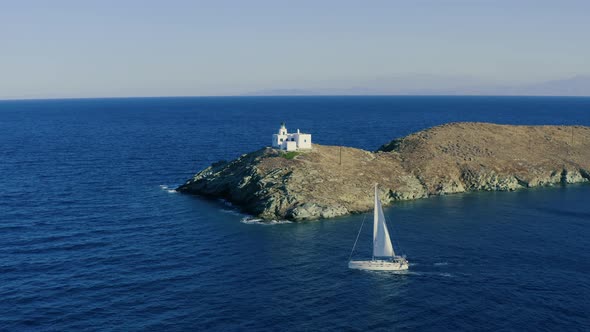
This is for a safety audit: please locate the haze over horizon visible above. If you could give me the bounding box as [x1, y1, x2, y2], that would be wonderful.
[2, 0, 590, 99]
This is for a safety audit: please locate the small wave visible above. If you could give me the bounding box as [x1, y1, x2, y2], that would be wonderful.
[159, 185, 177, 194]
[218, 199, 233, 207]
[240, 217, 293, 225]
[403, 271, 453, 278]
[433, 262, 449, 266]
[220, 209, 243, 216]
[10, 241, 110, 254]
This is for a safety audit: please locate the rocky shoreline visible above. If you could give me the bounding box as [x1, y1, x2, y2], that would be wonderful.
[177, 122, 590, 221]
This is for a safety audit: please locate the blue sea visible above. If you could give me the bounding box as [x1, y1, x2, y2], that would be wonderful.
[1, 96, 590, 331]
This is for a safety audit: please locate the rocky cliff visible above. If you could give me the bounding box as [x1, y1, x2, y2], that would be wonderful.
[177, 123, 590, 221]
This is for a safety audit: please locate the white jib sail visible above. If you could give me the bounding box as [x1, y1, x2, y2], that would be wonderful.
[373, 185, 395, 258]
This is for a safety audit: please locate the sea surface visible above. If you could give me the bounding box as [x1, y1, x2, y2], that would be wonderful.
[1, 96, 590, 331]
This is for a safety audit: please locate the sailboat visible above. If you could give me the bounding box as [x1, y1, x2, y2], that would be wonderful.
[348, 184, 409, 271]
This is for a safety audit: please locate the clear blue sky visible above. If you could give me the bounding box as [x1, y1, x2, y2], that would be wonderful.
[1, 0, 589, 98]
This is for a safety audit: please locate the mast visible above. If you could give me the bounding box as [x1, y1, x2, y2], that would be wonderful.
[372, 184, 378, 260]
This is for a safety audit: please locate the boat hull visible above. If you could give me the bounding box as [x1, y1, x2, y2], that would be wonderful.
[348, 258, 409, 271]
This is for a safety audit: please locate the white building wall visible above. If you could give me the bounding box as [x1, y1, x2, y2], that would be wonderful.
[272, 134, 289, 148]
[296, 134, 312, 149]
[285, 141, 297, 151]
[271, 124, 312, 151]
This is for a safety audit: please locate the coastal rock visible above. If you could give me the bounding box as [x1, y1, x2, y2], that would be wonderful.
[178, 123, 590, 221]
[286, 203, 348, 221]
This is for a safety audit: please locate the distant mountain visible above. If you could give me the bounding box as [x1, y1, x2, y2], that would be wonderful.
[505, 76, 590, 96]
[248, 75, 590, 97]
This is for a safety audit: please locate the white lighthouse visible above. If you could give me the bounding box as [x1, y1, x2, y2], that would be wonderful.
[272, 122, 312, 151]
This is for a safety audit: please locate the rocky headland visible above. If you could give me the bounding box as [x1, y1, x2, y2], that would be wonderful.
[177, 123, 590, 221]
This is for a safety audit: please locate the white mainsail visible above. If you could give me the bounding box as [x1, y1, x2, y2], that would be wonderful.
[373, 185, 395, 258]
[348, 184, 409, 271]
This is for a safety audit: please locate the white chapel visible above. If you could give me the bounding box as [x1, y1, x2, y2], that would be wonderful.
[271, 122, 312, 151]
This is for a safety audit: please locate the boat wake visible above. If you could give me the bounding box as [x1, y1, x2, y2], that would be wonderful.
[240, 217, 293, 225]
[159, 185, 177, 194]
[433, 262, 449, 266]
[403, 271, 454, 278]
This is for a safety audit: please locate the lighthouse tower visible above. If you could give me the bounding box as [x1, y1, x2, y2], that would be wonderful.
[271, 122, 312, 151]
[279, 122, 287, 135]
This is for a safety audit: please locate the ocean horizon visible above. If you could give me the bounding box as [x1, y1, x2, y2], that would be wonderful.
[4, 94, 590, 101]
